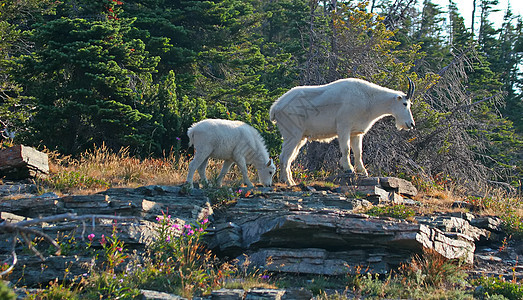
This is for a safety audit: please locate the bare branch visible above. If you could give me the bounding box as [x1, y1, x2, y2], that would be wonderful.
[0, 238, 17, 277]
[0, 213, 139, 277]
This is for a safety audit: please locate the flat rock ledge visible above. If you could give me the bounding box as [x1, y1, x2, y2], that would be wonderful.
[0, 179, 504, 287]
[207, 191, 476, 275]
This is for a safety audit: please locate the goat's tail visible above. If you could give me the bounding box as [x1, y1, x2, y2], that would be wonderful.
[187, 126, 194, 147]
[269, 103, 278, 124]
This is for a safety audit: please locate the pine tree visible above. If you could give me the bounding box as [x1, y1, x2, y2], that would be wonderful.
[415, 0, 448, 71]
[14, 1, 163, 154]
[0, 0, 57, 142]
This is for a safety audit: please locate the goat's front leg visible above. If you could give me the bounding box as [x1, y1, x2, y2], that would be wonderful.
[350, 133, 368, 176]
[235, 158, 254, 187]
[338, 130, 354, 172]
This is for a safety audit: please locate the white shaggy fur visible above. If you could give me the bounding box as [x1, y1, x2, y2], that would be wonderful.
[186, 119, 276, 187]
[270, 78, 415, 185]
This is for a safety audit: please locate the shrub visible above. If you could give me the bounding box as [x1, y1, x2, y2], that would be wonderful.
[474, 276, 523, 300]
[0, 281, 16, 300]
[501, 213, 523, 238]
[398, 249, 468, 288]
[150, 213, 231, 297]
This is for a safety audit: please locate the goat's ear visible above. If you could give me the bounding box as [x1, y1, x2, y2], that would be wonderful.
[267, 158, 273, 167]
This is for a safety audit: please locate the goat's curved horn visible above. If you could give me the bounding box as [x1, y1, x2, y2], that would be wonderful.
[406, 77, 415, 100]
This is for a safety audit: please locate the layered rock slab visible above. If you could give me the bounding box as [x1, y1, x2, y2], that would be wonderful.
[208, 190, 475, 274]
[1, 181, 482, 283]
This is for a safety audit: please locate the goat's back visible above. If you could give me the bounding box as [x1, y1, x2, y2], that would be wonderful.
[269, 78, 400, 122]
[187, 119, 266, 160]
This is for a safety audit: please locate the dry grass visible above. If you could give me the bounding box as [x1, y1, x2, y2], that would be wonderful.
[41, 145, 522, 225]
[42, 144, 252, 194]
[414, 189, 464, 215]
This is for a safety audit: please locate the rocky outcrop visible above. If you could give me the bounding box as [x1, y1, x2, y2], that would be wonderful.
[0, 178, 506, 287]
[207, 190, 475, 274]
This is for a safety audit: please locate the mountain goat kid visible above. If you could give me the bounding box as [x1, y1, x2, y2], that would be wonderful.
[186, 119, 276, 188]
[270, 78, 415, 186]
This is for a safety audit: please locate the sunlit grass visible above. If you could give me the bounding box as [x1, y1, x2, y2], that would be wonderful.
[39, 145, 523, 236]
[40, 144, 251, 194]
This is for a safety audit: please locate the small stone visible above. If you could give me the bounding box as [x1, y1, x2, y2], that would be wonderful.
[211, 289, 246, 300]
[282, 288, 313, 300]
[139, 289, 186, 300]
[245, 288, 285, 300]
[476, 255, 503, 262]
[513, 265, 523, 272]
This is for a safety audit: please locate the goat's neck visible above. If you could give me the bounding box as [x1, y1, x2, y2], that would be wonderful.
[368, 93, 394, 120]
[251, 150, 269, 169]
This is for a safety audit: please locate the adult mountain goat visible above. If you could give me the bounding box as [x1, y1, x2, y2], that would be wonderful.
[186, 119, 276, 188]
[270, 78, 415, 185]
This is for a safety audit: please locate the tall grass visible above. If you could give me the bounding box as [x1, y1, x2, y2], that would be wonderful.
[40, 144, 248, 194]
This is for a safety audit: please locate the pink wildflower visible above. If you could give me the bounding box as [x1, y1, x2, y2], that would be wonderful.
[88, 234, 95, 241]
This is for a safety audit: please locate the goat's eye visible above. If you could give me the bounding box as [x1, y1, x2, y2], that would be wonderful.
[403, 103, 408, 107]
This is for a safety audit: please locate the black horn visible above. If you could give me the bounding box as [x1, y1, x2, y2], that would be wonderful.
[406, 77, 415, 100]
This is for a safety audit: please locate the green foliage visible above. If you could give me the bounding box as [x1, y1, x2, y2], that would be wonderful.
[501, 214, 523, 238]
[150, 213, 228, 297]
[27, 278, 82, 300]
[39, 171, 110, 193]
[0, 0, 521, 185]
[474, 276, 523, 300]
[0, 280, 16, 300]
[399, 250, 469, 288]
[203, 186, 241, 206]
[365, 205, 416, 219]
[14, 15, 164, 154]
[86, 272, 142, 299]
[0, 0, 57, 139]
[100, 226, 129, 273]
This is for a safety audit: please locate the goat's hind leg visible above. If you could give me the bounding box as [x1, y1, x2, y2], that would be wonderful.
[280, 137, 306, 186]
[186, 149, 212, 187]
[350, 134, 368, 176]
[216, 160, 234, 187]
[196, 157, 210, 186]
